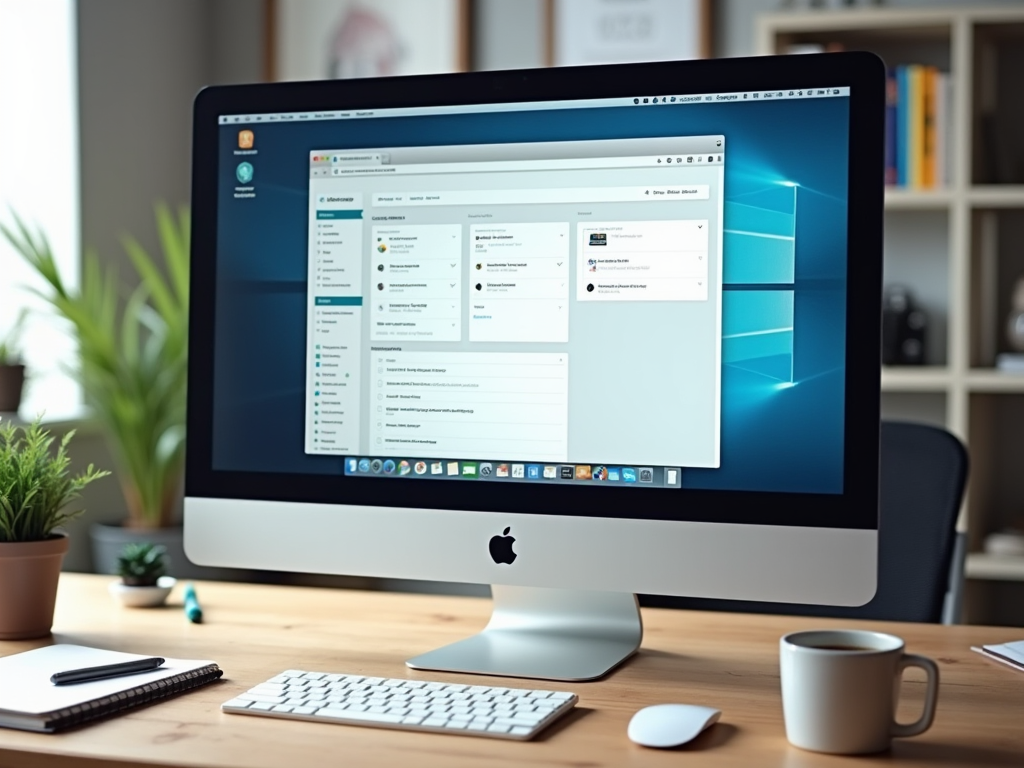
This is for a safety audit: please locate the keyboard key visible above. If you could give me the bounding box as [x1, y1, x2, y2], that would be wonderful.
[318, 709, 404, 725]
[222, 698, 252, 709]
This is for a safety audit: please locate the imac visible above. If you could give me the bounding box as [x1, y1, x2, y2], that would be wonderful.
[185, 53, 885, 681]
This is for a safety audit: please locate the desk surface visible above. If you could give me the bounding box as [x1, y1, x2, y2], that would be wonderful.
[0, 574, 1021, 768]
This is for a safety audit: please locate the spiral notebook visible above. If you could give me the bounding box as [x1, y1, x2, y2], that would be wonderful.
[0, 644, 223, 733]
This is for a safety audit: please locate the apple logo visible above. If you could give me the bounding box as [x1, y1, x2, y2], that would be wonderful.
[489, 527, 517, 565]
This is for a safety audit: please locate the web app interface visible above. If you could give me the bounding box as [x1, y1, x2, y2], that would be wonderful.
[303, 137, 725, 484]
[214, 86, 851, 495]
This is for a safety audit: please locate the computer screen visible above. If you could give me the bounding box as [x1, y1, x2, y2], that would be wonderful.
[187, 57, 883, 667]
[211, 87, 849, 499]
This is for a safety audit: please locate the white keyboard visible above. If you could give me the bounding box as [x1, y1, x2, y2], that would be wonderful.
[222, 670, 578, 740]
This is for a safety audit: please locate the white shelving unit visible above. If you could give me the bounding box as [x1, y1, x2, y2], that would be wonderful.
[760, 7, 1024, 625]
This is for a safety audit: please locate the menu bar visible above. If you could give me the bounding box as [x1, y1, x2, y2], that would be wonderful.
[218, 87, 850, 124]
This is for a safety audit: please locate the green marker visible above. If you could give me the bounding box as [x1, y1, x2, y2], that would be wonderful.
[184, 583, 203, 623]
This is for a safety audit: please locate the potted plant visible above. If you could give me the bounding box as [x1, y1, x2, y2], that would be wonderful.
[1, 206, 190, 572]
[0, 310, 28, 413]
[0, 419, 108, 639]
[108, 542, 175, 607]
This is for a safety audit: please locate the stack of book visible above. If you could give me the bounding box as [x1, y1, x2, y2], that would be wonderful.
[885, 66, 953, 189]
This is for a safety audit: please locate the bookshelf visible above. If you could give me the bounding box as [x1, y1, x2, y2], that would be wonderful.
[760, 7, 1024, 626]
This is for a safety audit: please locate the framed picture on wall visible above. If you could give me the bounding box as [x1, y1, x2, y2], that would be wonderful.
[547, 0, 711, 67]
[268, 0, 472, 81]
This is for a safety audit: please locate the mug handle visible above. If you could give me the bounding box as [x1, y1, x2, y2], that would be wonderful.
[890, 653, 940, 738]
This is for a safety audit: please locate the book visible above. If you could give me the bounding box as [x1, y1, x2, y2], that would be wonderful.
[908, 65, 925, 189]
[0, 644, 222, 733]
[922, 66, 937, 189]
[972, 640, 1024, 672]
[896, 66, 909, 187]
[885, 72, 897, 186]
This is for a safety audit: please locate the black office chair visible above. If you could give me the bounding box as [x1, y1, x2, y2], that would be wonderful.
[641, 421, 969, 623]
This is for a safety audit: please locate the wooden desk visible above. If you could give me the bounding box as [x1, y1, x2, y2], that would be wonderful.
[0, 574, 1021, 767]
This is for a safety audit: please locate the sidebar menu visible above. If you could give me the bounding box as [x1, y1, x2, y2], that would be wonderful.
[305, 192, 364, 455]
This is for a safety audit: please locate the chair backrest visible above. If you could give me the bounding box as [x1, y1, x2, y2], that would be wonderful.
[640, 421, 969, 623]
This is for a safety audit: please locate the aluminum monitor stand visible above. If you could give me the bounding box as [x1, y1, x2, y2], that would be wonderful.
[406, 585, 643, 681]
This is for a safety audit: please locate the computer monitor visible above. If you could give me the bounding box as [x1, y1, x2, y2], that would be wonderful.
[186, 53, 884, 682]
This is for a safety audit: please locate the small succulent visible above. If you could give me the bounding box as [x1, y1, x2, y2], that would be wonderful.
[116, 542, 167, 587]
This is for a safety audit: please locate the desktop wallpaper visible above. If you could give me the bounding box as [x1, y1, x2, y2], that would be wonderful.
[213, 96, 849, 494]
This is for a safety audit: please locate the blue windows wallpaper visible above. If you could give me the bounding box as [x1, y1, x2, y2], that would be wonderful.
[212, 96, 849, 495]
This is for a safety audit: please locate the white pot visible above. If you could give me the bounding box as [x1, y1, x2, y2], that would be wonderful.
[108, 576, 176, 607]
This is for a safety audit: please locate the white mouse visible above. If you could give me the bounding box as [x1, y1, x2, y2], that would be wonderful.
[627, 704, 722, 748]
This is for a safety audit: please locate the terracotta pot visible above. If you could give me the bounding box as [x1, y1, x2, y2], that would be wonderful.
[0, 364, 26, 412]
[0, 534, 69, 640]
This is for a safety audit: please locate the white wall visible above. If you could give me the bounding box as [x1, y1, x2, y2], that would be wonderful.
[0, 0, 79, 418]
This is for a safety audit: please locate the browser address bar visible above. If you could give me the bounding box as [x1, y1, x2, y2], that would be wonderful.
[371, 186, 710, 207]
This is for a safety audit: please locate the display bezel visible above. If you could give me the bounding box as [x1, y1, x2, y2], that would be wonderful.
[187, 53, 884, 531]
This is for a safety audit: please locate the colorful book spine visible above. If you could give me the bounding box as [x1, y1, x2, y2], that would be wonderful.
[895, 66, 909, 187]
[908, 65, 924, 189]
[885, 72, 898, 186]
[934, 71, 946, 188]
[922, 66, 937, 188]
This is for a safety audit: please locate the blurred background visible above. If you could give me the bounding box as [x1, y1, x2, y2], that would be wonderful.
[1, 0, 1024, 625]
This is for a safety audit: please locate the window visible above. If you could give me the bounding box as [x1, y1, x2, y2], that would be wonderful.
[298, 137, 725, 471]
[0, 0, 79, 417]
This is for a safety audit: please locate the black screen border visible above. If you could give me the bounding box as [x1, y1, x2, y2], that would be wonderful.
[187, 52, 884, 530]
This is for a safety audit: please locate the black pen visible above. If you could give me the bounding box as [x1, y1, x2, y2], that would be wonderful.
[50, 657, 165, 686]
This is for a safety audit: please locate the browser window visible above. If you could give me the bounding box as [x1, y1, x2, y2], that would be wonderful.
[304, 136, 725, 474]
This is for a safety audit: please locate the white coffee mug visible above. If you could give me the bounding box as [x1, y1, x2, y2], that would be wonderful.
[780, 629, 939, 754]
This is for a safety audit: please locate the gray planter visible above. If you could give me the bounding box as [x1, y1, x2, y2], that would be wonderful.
[90, 523, 247, 581]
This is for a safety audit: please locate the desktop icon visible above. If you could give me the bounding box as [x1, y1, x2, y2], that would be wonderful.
[462, 462, 478, 477]
[382, 459, 396, 475]
[621, 467, 637, 483]
[447, 461, 459, 476]
[665, 468, 681, 486]
[430, 461, 443, 475]
[414, 461, 427, 475]
[496, 463, 510, 477]
[480, 462, 493, 477]
[511, 464, 525, 478]
[370, 459, 383, 474]
[526, 465, 541, 480]
[346, 458, 357, 474]
[358, 458, 371, 473]
[608, 467, 621, 481]
[398, 460, 411, 476]
[543, 465, 558, 479]
[560, 465, 574, 480]
[235, 162, 254, 184]
[575, 465, 592, 480]
[238, 129, 254, 149]
[488, 526, 517, 565]
[639, 467, 654, 483]
[593, 466, 608, 481]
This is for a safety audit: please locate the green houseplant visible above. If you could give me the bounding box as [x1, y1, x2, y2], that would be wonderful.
[109, 542, 175, 607]
[0, 419, 108, 638]
[1, 205, 189, 534]
[116, 542, 167, 586]
[0, 309, 28, 412]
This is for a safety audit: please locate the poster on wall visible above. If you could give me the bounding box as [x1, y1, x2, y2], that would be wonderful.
[271, 0, 470, 81]
[551, 0, 710, 66]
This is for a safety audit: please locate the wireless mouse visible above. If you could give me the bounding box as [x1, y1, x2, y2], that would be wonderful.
[627, 703, 721, 748]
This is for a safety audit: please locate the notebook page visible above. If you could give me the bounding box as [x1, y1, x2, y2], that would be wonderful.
[0, 644, 215, 716]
